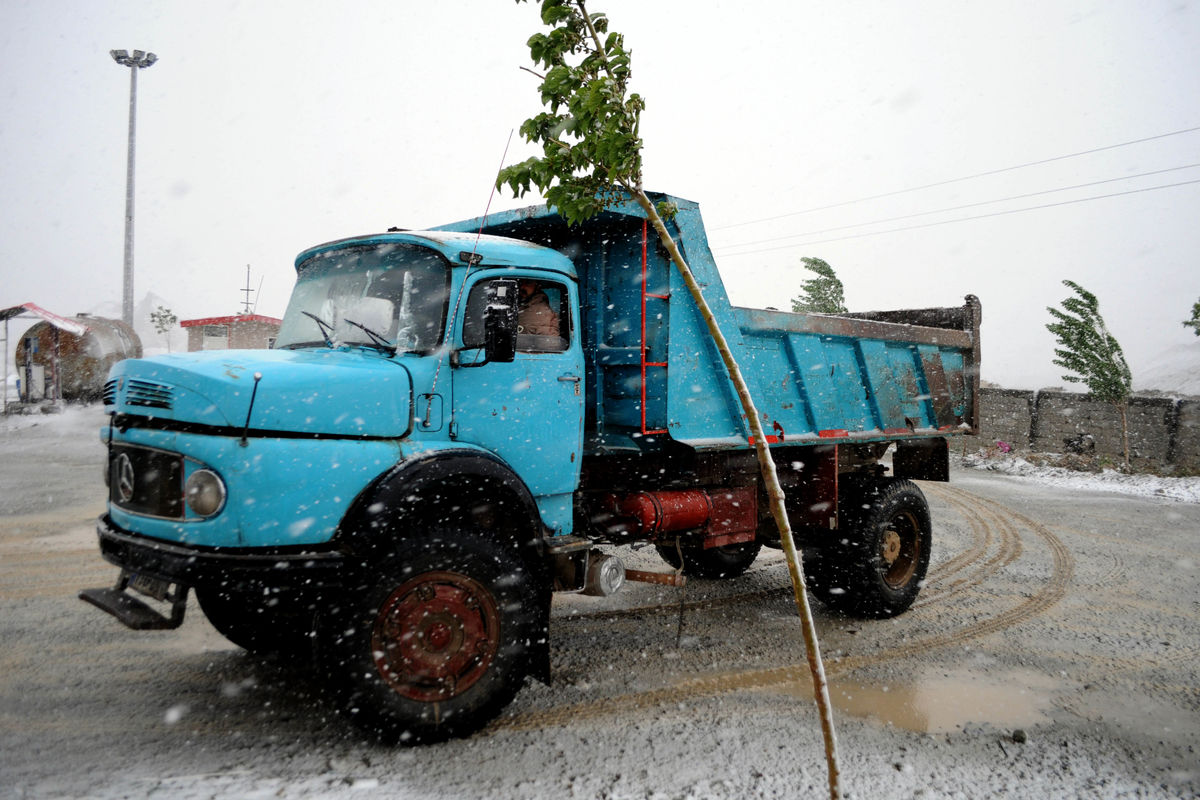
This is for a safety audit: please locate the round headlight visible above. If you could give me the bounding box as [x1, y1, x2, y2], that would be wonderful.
[184, 469, 226, 517]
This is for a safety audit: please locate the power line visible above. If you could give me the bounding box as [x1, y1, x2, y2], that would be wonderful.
[714, 179, 1200, 258]
[713, 126, 1200, 231]
[717, 163, 1200, 251]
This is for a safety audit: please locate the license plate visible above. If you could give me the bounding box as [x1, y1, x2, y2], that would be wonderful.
[128, 572, 171, 601]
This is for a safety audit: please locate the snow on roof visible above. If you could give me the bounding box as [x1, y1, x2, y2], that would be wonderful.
[0, 303, 89, 337]
[179, 314, 282, 328]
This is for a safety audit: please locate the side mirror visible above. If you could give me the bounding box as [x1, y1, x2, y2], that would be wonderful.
[484, 279, 518, 364]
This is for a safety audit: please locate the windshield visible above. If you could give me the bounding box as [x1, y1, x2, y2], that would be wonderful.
[275, 242, 451, 352]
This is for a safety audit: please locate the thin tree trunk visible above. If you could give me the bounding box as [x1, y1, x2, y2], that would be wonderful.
[558, 7, 841, 795]
[631, 189, 841, 799]
[1120, 402, 1130, 468]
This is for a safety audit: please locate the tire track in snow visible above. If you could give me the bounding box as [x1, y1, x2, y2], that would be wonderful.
[914, 483, 1022, 609]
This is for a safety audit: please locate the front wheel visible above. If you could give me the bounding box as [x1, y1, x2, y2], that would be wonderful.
[807, 478, 931, 619]
[321, 531, 538, 743]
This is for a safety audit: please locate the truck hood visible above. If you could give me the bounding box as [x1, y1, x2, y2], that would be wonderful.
[106, 349, 413, 438]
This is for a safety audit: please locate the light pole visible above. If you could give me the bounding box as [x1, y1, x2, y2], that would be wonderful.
[110, 49, 157, 327]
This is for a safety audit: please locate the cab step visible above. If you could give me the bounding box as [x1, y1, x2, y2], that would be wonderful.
[79, 580, 189, 630]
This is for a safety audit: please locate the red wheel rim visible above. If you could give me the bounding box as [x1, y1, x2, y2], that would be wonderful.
[371, 570, 500, 703]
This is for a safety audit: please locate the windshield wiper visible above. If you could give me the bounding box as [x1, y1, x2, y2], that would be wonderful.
[342, 318, 396, 352]
[301, 311, 334, 347]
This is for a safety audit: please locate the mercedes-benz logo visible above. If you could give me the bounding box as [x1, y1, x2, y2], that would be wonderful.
[114, 453, 136, 504]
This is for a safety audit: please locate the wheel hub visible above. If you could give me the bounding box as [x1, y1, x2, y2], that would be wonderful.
[879, 510, 922, 589]
[423, 619, 454, 651]
[881, 530, 902, 565]
[372, 570, 500, 703]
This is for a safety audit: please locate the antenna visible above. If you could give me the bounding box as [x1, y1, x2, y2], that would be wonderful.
[252, 273, 264, 314]
[427, 129, 515, 402]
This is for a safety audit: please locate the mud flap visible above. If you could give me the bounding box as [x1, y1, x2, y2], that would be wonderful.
[79, 571, 190, 630]
[894, 438, 950, 482]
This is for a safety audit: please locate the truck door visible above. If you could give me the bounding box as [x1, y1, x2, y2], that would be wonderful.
[453, 275, 584, 534]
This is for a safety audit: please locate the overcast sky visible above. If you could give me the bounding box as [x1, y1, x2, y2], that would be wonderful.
[2, 0, 1198, 389]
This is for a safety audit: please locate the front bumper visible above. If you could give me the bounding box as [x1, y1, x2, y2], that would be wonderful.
[93, 513, 346, 593]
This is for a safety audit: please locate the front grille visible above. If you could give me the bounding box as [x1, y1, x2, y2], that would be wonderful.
[102, 378, 119, 407]
[125, 379, 174, 410]
[109, 444, 184, 519]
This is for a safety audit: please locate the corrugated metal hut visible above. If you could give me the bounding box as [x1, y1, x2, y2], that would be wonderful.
[5, 305, 141, 402]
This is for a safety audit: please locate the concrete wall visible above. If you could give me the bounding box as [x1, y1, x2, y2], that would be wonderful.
[966, 387, 1200, 469]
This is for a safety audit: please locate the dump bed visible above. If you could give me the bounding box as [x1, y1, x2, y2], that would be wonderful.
[723, 303, 979, 444]
[437, 193, 980, 453]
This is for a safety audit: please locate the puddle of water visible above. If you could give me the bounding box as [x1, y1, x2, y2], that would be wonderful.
[770, 667, 1057, 733]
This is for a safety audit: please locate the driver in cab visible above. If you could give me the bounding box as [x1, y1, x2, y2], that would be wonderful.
[518, 280, 559, 337]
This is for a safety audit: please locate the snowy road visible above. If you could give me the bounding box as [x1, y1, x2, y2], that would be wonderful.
[2, 406, 1198, 799]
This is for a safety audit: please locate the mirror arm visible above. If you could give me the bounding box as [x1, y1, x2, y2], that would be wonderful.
[450, 348, 491, 369]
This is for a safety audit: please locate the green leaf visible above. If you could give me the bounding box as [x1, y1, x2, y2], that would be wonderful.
[541, 0, 571, 26]
[501, 0, 643, 223]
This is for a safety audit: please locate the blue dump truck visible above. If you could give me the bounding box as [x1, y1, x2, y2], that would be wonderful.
[81, 192, 980, 742]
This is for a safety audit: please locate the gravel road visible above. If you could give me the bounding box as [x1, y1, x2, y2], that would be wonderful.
[2, 406, 1197, 799]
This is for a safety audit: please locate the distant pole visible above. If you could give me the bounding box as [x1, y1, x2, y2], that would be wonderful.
[2, 318, 9, 414]
[241, 265, 254, 314]
[110, 49, 158, 327]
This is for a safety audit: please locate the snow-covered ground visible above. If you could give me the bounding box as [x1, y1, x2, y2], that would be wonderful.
[959, 450, 1200, 504]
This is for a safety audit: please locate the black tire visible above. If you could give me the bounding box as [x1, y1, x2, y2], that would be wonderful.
[807, 478, 931, 619]
[195, 585, 315, 655]
[321, 531, 538, 744]
[655, 539, 762, 579]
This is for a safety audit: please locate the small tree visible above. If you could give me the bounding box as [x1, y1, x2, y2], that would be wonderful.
[791, 257, 847, 314]
[498, 2, 841, 796]
[1045, 280, 1132, 466]
[150, 306, 178, 352]
[1184, 298, 1200, 336]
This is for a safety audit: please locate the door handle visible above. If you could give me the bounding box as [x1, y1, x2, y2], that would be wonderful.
[557, 375, 581, 383]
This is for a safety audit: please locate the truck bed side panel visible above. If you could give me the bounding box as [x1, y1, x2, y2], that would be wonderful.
[659, 200, 978, 448]
[435, 194, 979, 452]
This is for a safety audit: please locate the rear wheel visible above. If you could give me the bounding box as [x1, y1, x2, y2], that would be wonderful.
[322, 530, 538, 743]
[807, 478, 931, 618]
[655, 539, 762, 579]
